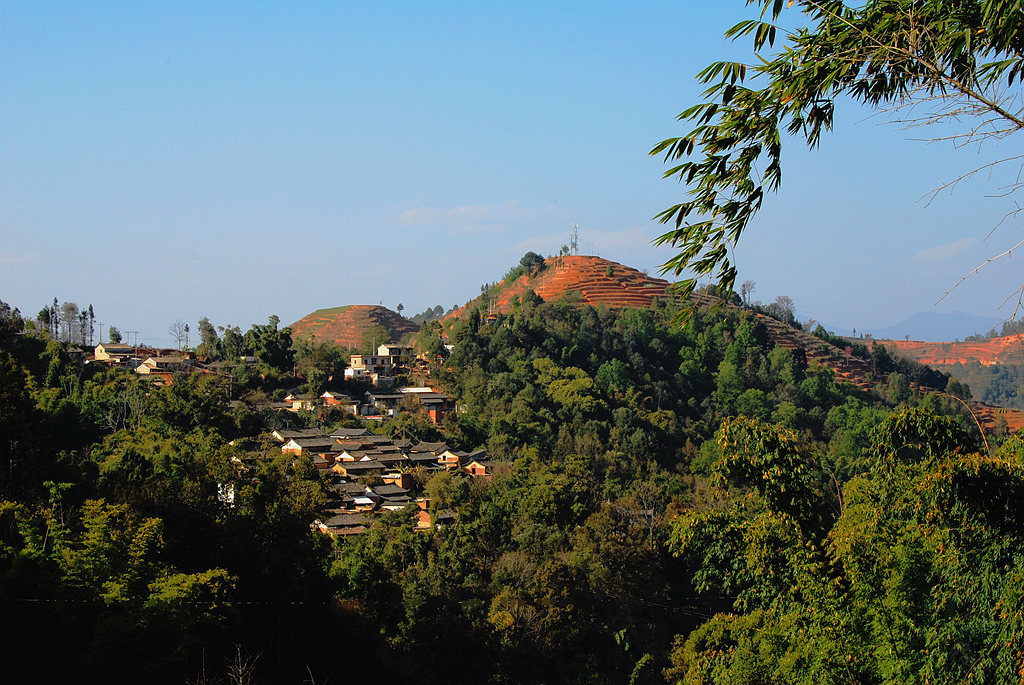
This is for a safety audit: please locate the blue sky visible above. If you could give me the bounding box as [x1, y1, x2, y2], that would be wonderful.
[2, 1, 1021, 345]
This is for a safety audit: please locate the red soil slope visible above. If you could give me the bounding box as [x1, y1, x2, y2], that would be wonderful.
[290, 305, 420, 349]
[884, 336, 1024, 366]
[448, 255, 671, 319]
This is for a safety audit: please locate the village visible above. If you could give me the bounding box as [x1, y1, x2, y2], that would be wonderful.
[273, 426, 491, 536]
[90, 339, 486, 536]
[91, 339, 455, 421]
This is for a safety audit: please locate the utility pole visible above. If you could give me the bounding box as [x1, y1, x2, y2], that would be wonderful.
[126, 330, 140, 362]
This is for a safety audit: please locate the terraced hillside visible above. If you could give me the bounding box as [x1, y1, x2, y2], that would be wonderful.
[291, 305, 419, 349]
[691, 293, 1024, 434]
[884, 335, 1024, 366]
[448, 255, 671, 319]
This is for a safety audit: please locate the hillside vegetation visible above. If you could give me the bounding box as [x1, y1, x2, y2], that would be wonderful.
[1, 288, 1022, 683]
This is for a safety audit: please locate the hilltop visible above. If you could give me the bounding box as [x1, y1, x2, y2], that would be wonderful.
[447, 255, 671, 318]
[290, 305, 420, 349]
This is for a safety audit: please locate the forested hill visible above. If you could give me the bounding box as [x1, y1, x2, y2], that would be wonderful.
[686, 292, 1024, 433]
[437, 253, 1024, 431]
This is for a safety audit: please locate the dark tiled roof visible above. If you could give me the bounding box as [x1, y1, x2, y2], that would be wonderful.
[276, 428, 326, 440]
[371, 484, 409, 497]
[334, 440, 374, 450]
[338, 460, 384, 473]
[368, 392, 402, 400]
[330, 427, 370, 437]
[323, 513, 366, 528]
[336, 449, 374, 460]
[364, 434, 397, 443]
[410, 441, 448, 454]
[411, 393, 448, 402]
[289, 438, 338, 451]
[374, 453, 409, 464]
[408, 452, 442, 464]
[461, 448, 489, 465]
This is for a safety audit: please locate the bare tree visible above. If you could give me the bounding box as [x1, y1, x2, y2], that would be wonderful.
[767, 295, 796, 324]
[168, 318, 188, 350]
[740, 280, 756, 307]
[225, 646, 260, 685]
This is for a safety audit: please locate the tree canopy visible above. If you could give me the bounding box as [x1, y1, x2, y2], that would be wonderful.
[652, 0, 1024, 301]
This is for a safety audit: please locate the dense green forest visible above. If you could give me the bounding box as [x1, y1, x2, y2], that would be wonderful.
[1, 295, 1022, 683]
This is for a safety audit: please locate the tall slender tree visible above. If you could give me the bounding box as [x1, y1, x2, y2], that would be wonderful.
[87, 304, 95, 346]
[51, 298, 60, 338]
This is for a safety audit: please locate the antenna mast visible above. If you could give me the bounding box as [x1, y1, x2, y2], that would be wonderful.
[570, 223, 579, 255]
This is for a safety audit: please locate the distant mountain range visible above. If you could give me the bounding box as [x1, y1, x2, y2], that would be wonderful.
[823, 311, 1001, 342]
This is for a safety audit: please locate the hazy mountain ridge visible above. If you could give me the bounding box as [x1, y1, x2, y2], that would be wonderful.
[860, 311, 1001, 342]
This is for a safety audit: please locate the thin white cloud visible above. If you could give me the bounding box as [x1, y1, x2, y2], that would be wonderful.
[0, 252, 42, 266]
[914, 236, 978, 263]
[388, 200, 561, 233]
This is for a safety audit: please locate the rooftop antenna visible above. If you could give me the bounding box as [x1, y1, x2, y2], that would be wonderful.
[570, 223, 579, 255]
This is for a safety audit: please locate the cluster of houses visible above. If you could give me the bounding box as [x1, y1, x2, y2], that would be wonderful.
[289, 386, 454, 423]
[93, 341, 454, 423]
[93, 342, 201, 383]
[272, 427, 492, 536]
